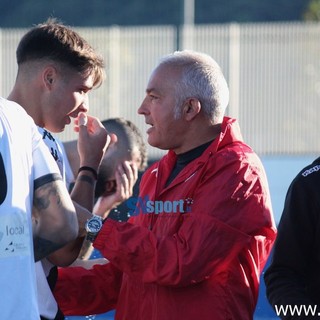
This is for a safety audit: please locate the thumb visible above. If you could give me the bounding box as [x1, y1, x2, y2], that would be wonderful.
[78, 112, 88, 127]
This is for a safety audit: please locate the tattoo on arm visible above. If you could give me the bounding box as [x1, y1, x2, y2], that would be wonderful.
[33, 182, 65, 260]
[33, 237, 62, 262]
[33, 182, 61, 210]
[77, 174, 95, 186]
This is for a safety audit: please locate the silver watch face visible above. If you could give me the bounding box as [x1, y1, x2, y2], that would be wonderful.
[86, 216, 103, 233]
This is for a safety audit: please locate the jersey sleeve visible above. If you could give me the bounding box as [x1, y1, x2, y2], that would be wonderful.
[31, 123, 61, 181]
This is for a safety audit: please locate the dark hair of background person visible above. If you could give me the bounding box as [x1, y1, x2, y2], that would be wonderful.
[94, 117, 148, 199]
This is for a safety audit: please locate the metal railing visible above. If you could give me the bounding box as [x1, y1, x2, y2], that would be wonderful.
[1, 22, 320, 158]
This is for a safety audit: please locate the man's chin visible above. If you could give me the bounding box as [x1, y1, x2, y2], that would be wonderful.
[147, 138, 159, 148]
[44, 125, 65, 133]
[148, 140, 169, 151]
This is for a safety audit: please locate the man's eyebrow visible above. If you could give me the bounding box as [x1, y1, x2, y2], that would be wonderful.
[79, 85, 93, 92]
[146, 88, 159, 95]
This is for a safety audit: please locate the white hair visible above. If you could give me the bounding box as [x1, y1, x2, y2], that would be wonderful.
[158, 50, 229, 123]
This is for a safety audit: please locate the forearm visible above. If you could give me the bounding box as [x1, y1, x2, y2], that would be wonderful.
[46, 202, 106, 266]
[54, 263, 122, 315]
[92, 167, 275, 287]
[71, 169, 97, 211]
[71, 113, 109, 212]
[47, 202, 94, 266]
[94, 216, 251, 287]
[77, 239, 95, 260]
[47, 237, 85, 266]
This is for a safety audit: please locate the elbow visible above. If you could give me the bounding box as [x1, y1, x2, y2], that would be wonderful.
[53, 209, 79, 245]
[60, 218, 79, 244]
[62, 230, 78, 245]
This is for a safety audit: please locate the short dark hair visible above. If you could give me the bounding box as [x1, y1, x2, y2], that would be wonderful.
[16, 17, 105, 88]
[101, 118, 148, 171]
[94, 118, 148, 199]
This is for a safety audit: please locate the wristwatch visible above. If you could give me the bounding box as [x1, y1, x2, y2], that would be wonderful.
[85, 215, 104, 242]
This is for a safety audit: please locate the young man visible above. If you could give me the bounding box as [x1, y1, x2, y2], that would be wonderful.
[7, 18, 109, 320]
[54, 50, 277, 320]
[0, 97, 78, 319]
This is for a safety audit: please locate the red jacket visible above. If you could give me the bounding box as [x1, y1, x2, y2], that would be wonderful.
[54, 117, 276, 320]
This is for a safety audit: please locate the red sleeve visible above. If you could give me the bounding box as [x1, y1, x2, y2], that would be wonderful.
[95, 217, 251, 287]
[54, 263, 122, 316]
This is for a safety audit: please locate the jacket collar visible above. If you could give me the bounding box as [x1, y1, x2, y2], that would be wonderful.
[155, 117, 244, 193]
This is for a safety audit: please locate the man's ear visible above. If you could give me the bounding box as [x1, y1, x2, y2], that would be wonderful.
[109, 133, 118, 145]
[183, 98, 201, 121]
[43, 66, 57, 90]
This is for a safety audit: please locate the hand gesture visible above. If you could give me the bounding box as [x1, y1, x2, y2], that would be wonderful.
[74, 112, 110, 170]
[93, 161, 138, 219]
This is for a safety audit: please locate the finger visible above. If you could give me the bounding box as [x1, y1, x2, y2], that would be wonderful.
[75, 113, 89, 136]
[124, 161, 138, 189]
[114, 167, 125, 197]
[121, 162, 137, 196]
[131, 163, 138, 183]
[114, 167, 123, 190]
[87, 116, 106, 134]
[78, 112, 88, 127]
[73, 117, 81, 132]
[117, 164, 130, 197]
[104, 133, 112, 151]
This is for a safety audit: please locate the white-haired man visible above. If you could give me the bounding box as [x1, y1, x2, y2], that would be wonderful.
[55, 50, 277, 320]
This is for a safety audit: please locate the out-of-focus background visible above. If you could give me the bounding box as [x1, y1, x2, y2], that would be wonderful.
[1, 0, 320, 161]
[1, 0, 320, 318]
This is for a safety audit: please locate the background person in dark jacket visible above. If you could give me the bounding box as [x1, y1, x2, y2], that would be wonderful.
[264, 157, 320, 319]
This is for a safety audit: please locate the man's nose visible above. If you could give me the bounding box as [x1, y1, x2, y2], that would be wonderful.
[81, 96, 90, 112]
[138, 99, 148, 115]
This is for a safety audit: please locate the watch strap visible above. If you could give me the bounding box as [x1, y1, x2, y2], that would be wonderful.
[86, 231, 99, 242]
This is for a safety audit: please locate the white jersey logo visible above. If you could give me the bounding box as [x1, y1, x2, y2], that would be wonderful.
[0, 211, 31, 259]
